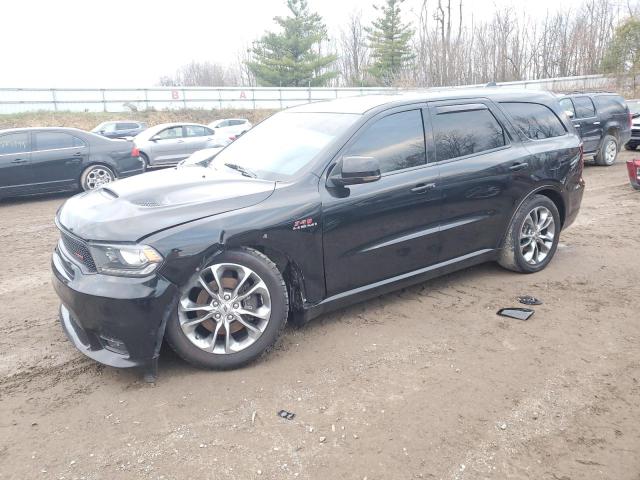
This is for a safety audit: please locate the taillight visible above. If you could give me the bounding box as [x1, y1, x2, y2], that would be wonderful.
[131, 147, 140, 157]
[626, 158, 640, 182]
[229, 135, 237, 141]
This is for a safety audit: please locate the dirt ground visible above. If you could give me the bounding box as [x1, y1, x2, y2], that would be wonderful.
[1, 153, 639, 480]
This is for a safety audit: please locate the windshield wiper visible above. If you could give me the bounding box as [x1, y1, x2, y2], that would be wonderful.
[224, 163, 257, 178]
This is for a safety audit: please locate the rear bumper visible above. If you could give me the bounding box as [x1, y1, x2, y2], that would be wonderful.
[52, 247, 178, 368]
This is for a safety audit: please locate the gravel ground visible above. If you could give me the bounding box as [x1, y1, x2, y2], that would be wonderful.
[0, 153, 639, 480]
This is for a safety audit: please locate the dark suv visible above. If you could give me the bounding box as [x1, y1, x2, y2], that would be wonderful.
[52, 88, 585, 378]
[92, 121, 147, 139]
[558, 92, 631, 165]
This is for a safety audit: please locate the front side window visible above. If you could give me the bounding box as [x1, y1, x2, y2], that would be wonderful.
[344, 110, 426, 174]
[432, 107, 505, 162]
[212, 111, 359, 180]
[573, 97, 596, 118]
[34, 132, 78, 150]
[500, 102, 567, 140]
[0, 133, 29, 155]
[155, 126, 183, 140]
[559, 98, 575, 117]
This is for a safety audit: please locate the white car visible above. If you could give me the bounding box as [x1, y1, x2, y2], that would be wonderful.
[177, 147, 224, 168]
[207, 118, 252, 141]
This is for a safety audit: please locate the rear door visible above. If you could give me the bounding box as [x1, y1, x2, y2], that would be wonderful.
[429, 99, 531, 262]
[0, 132, 32, 196]
[183, 125, 214, 153]
[571, 96, 601, 153]
[30, 131, 87, 191]
[321, 107, 441, 296]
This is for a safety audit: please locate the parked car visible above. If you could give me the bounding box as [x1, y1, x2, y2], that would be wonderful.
[177, 147, 224, 168]
[207, 118, 252, 141]
[0, 127, 143, 199]
[624, 99, 640, 150]
[52, 88, 584, 377]
[134, 123, 229, 168]
[626, 158, 640, 190]
[558, 92, 631, 165]
[92, 121, 147, 139]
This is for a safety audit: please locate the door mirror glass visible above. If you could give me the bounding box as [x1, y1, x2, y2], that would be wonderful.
[331, 156, 381, 186]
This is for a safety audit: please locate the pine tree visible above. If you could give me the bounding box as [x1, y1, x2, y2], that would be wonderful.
[366, 0, 415, 86]
[247, 0, 337, 87]
[602, 17, 640, 76]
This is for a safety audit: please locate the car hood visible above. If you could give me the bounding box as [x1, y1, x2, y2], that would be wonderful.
[57, 166, 276, 242]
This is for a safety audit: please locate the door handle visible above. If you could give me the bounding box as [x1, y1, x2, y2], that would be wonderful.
[411, 183, 436, 193]
[177, 140, 184, 143]
[593, 121, 601, 125]
[12, 158, 27, 164]
[509, 162, 529, 171]
[574, 124, 581, 127]
[73, 151, 82, 156]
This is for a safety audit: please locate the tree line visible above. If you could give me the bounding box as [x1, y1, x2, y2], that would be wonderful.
[159, 0, 640, 89]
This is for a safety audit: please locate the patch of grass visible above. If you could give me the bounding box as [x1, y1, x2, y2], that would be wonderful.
[0, 109, 278, 131]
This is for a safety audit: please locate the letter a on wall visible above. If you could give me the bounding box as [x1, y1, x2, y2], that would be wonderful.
[239, 91, 246, 99]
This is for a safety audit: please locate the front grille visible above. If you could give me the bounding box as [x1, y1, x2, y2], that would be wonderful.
[60, 231, 97, 272]
[632, 128, 640, 136]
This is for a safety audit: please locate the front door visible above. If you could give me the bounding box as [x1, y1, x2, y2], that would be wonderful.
[322, 108, 441, 297]
[30, 131, 86, 192]
[151, 126, 188, 164]
[0, 132, 32, 196]
[428, 100, 531, 262]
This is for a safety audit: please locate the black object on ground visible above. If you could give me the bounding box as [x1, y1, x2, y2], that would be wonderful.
[277, 410, 295, 420]
[497, 308, 535, 321]
[517, 295, 542, 305]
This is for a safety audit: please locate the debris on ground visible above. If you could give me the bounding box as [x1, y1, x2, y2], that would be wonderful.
[497, 308, 535, 321]
[517, 295, 543, 305]
[277, 410, 295, 420]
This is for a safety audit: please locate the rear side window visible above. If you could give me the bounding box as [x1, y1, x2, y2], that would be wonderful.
[573, 97, 596, 118]
[432, 107, 505, 162]
[500, 102, 567, 140]
[116, 122, 139, 130]
[0, 133, 29, 154]
[345, 110, 426, 174]
[185, 126, 207, 137]
[230, 120, 245, 126]
[594, 95, 627, 116]
[34, 132, 83, 150]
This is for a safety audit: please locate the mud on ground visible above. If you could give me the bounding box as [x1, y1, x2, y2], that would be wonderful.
[0, 154, 639, 479]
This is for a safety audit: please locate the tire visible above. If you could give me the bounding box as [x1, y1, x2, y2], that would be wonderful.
[497, 194, 561, 273]
[624, 143, 637, 151]
[139, 152, 150, 170]
[595, 135, 618, 166]
[80, 164, 115, 191]
[165, 248, 289, 370]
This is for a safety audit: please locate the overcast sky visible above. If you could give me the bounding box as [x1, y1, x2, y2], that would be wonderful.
[1, 0, 595, 88]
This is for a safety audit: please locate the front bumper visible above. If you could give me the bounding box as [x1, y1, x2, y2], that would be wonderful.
[52, 246, 178, 368]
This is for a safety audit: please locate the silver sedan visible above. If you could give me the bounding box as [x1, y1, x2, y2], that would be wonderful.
[134, 122, 230, 168]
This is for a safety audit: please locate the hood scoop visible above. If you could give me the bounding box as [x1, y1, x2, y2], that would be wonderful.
[130, 199, 164, 208]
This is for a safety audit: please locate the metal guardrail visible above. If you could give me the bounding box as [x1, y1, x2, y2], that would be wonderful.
[0, 75, 613, 114]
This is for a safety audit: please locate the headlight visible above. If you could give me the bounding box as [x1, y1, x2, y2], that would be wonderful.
[88, 243, 163, 277]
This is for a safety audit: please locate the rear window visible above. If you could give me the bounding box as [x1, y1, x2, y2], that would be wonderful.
[432, 107, 505, 162]
[500, 102, 567, 140]
[572, 97, 596, 118]
[0, 133, 29, 155]
[594, 95, 627, 116]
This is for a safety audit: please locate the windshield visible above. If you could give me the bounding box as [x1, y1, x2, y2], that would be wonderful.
[628, 100, 640, 115]
[211, 111, 360, 180]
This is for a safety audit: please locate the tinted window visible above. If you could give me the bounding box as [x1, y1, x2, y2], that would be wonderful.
[229, 120, 245, 126]
[35, 132, 80, 150]
[155, 127, 183, 139]
[185, 126, 207, 137]
[0, 133, 29, 155]
[573, 97, 596, 118]
[559, 98, 575, 117]
[500, 102, 567, 140]
[594, 95, 627, 116]
[345, 110, 426, 174]
[116, 122, 138, 130]
[432, 107, 505, 161]
[215, 120, 229, 128]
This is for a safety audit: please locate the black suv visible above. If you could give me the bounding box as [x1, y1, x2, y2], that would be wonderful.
[558, 92, 631, 165]
[52, 88, 585, 378]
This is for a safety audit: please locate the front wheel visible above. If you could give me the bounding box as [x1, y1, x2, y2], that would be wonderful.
[595, 135, 618, 166]
[80, 164, 115, 191]
[498, 195, 561, 273]
[165, 248, 289, 370]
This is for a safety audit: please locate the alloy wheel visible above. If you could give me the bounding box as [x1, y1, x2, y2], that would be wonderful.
[519, 206, 555, 265]
[86, 167, 113, 189]
[178, 263, 272, 354]
[605, 140, 617, 164]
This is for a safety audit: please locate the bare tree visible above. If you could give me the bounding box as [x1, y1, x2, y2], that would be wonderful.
[339, 11, 370, 86]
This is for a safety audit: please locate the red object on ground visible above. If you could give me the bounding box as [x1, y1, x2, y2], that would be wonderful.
[626, 158, 640, 190]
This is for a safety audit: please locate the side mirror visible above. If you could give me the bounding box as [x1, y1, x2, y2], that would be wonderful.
[329, 156, 381, 187]
[565, 110, 575, 119]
